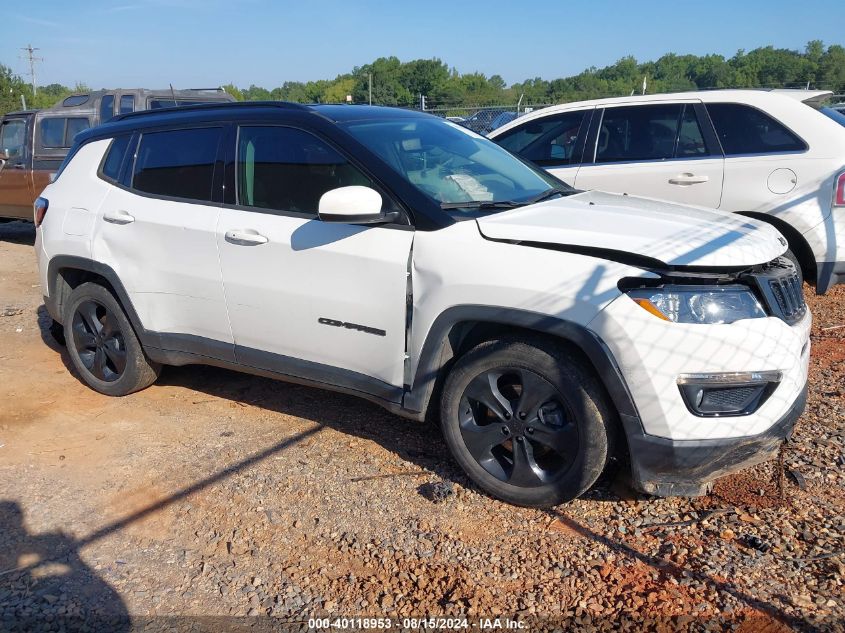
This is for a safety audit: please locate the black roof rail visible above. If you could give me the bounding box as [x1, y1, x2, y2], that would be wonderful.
[111, 100, 310, 122]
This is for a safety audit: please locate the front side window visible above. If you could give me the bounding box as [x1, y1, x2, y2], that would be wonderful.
[100, 95, 115, 122]
[0, 119, 26, 158]
[132, 127, 222, 201]
[707, 103, 806, 155]
[343, 118, 563, 215]
[496, 110, 587, 165]
[119, 94, 135, 115]
[39, 117, 90, 149]
[237, 126, 380, 216]
[596, 104, 683, 163]
[149, 99, 217, 109]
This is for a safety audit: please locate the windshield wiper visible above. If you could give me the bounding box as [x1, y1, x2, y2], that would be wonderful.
[439, 187, 576, 211]
[439, 200, 523, 210]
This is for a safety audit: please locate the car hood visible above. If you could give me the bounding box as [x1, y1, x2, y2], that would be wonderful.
[475, 190, 787, 268]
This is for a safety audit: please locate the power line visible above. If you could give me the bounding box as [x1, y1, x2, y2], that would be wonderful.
[19, 44, 44, 96]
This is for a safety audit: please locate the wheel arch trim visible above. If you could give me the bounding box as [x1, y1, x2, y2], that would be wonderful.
[404, 305, 644, 438]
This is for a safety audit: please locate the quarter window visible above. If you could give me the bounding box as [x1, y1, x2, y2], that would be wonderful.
[495, 111, 587, 165]
[132, 127, 222, 201]
[100, 95, 115, 122]
[237, 126, 379, 216]
[101, 135, 132, 182]
[39, 117, 90, 149]
[706, 103, 806, 155]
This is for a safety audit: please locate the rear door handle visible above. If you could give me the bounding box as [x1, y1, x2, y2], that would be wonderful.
[224, 229, 269, 246]
[103, 209, 135, 225]
[669, 173, 710, 185]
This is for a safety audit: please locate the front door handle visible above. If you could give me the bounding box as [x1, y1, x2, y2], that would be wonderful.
[668, 173, 710, 186]
[103, 209, 135, 225]
[224, 229, 269, 246]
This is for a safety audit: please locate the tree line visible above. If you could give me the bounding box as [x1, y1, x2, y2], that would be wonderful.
[2, 41, 844, 117]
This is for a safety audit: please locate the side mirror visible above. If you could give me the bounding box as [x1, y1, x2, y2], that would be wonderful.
[318, 186, 393, 224]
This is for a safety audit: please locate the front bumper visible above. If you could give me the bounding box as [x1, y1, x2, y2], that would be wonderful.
[626, 382, 807, 497]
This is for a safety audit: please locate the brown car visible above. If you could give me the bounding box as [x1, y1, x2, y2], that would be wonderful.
[0, 88, 235, 220]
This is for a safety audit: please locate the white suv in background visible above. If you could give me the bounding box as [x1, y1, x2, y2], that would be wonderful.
[35, 103, 809, 507]
[491, 90, 845, 293]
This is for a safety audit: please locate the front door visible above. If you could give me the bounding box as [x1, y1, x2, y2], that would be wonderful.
[0, 117, 33, 219]
[216, 125, 413, 392]
[575, 103, 724, 209]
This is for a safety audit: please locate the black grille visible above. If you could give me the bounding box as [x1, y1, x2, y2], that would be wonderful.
[701, 386, 759, 409]
[747, 257, 807, 326]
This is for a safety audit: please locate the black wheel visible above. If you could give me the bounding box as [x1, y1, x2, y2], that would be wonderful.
[63, 283, 160, 396]
[48, 319, 66, 346]
[440, 336, 613, 507]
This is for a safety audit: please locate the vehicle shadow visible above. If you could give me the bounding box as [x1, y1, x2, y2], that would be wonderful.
[0, 220, 35, 246]
[0, 501, 131, 632]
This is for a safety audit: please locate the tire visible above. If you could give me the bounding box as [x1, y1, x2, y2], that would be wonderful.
[439, 336, 613, 507]
[48, 319, 66, 346]
[63, 282, 160, 396]
[783, 249, 804, 285]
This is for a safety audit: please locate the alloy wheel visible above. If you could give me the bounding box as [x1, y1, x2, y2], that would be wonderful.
[458, 368, 578, 487]
[71, 299, 127, 382]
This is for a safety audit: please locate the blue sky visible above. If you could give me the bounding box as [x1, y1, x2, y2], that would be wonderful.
[4, 0, 844, 89]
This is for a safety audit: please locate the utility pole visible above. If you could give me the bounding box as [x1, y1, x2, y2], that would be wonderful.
[20, 44, 44, 96]
[368, 73, 372, 106]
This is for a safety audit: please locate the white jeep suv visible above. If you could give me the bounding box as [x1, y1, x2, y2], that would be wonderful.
[490, 90, 845, 294]
[35, 103, 810, 507]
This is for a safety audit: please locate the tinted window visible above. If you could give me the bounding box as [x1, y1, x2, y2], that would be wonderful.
[133, 127, 222, 201]
[101, 135, 132, 181]
[676, 106, 709, 157]
[119, 95, 135, 115]
[496, 110, 587, 165]
[0, 119, 27, 159]
[39, 117, 90, 148]
[707, 103, 806, 155]
[237, 126, 377, 215]
[100, 95, 115, 122]
[596, 105, 682, 163]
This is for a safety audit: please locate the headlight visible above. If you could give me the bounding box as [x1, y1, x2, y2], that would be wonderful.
[627, 286, 766, 324]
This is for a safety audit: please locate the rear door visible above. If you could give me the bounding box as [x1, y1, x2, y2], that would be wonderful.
[0, 116, 34, 219]
[92, 126, 233, 353]
[216, 123, 413, 391]
[574, 102, 725, 208]
[493, 108, 593, 186]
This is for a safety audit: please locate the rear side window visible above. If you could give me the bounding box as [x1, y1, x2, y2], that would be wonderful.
[100, 135, 132, 182]
[707, 103, 806, 155]
[132, 127, 222, 201]
[496, 110, 587, 165]
[40, 117, 90, 148]
[119, 95, 135, 115]
[149, 99, 215, 109]
[596, 104, 682, 163]
[237, 126, 379, 216]
[100, 95, 115, 122]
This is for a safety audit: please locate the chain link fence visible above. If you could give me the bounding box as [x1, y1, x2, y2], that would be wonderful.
[420, 104, 554, 135]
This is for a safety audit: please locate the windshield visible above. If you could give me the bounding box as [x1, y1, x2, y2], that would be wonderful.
[821, 107, 845, 128]
[342, 117, 570, 215]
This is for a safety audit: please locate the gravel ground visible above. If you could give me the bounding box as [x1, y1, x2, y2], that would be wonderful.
[0, 220, 843, 632]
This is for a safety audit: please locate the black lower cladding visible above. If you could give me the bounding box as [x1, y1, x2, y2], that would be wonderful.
[628, 383, 807, 498]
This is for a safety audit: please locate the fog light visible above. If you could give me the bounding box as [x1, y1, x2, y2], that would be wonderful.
[677, 371, 782, 417]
